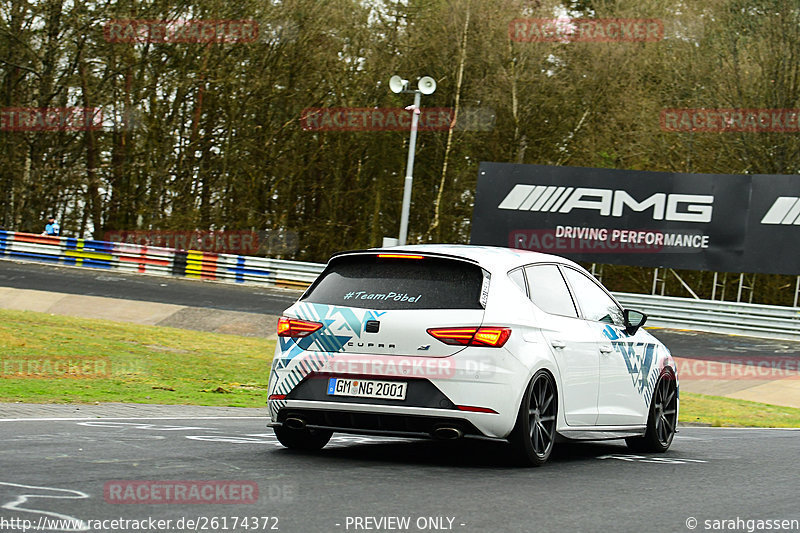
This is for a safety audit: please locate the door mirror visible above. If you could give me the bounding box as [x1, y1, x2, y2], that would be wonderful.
[623, 309, 647, 334]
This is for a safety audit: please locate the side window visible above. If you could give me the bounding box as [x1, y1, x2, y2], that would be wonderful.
[508, 268, 527, 297]
[562, 267, 624, 325]
[524, 264, 578, 318]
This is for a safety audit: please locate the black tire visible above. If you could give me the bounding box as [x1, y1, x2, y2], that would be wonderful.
[509, 370, 558, 466]
[626, 371, 678, 453]
[273, 425, 333, 451]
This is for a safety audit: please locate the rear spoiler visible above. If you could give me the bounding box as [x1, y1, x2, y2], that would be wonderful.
[328, 248, 481, 266]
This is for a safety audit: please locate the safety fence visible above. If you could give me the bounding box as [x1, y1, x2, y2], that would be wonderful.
[0, 230, 322, 289]
[1, 230, 799, 340]
[614, 293, 800, 341]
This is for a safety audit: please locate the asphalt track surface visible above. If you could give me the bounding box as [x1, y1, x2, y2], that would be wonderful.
[0, 417, 798, 533]
[0, 260, 298, 315]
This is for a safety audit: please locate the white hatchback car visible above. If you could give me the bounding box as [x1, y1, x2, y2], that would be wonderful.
[267, 245, 678, 466]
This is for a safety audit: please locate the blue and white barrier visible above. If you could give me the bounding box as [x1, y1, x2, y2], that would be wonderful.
[0, 230, 323, 288]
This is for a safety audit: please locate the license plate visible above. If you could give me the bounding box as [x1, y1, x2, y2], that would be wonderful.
[327, 378, 407, 400]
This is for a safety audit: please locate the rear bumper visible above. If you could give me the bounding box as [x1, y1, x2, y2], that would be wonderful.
[269, 406, 497, 440]
[268, 398, 512, 439]
[267, 345, 540, 439]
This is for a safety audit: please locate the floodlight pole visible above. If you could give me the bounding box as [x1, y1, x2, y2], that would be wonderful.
[398, 90, 421, 246]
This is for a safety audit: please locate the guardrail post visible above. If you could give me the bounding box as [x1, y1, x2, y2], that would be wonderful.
[590, 263, 604, 283]
[736, 273, 756, 304]
[652, 268, 666, 296]
[795, 276, 800, 308]
[711, 272, 728, 301]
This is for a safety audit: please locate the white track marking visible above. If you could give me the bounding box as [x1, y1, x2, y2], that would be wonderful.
[185, 433, 411, 446]
[597, 454, 707, 464]
[186, 435, 281, 444]
[0, 481, 89, 532]
[76, 421, 212, 431]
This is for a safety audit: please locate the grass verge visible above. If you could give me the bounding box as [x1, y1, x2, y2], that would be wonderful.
[679, 391, 800, 428]
[1, 308, 799, 426]
[0, 308, 273, 407]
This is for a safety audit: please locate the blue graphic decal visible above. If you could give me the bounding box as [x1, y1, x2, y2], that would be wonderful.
[602, 324, 632, 340]
[268, 303, 392, 418]
[279, 303, 387, 361]
[602, 325, 659, 405]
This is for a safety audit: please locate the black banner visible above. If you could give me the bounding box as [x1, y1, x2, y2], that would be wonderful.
[470, 162, 798, 275]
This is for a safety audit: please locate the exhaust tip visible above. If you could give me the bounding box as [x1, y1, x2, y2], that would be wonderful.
[432, 426, 463, 440]
[284, 417, 307, 430]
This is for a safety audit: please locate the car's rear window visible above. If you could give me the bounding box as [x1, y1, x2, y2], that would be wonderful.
[302, 254, 486, 310]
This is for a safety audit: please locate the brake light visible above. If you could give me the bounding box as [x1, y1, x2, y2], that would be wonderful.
[277, 317, 323, 337]
[473, 328, 511, 346]
[427, 327, 511, 348]
[427, 328, 475, 345]
[377, 254, 424, 259]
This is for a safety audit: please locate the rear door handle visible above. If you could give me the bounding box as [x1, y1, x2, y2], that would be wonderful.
[550, 340, 566, 350]
[599, 344, 613, 354]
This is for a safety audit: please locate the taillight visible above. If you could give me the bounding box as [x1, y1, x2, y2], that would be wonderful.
[277, 317, 323, 337]
[427, 327, 511, 348]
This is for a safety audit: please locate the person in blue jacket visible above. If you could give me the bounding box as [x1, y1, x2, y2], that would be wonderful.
[42, 215, 60, 236]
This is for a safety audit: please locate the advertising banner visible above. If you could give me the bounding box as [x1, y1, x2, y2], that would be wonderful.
[470, 162, 797, 275]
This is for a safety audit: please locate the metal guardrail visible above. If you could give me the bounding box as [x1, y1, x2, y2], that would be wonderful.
[615, 292, 800, 342]
[0, 230, 323, 289]
[1, 230, 798, 341]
